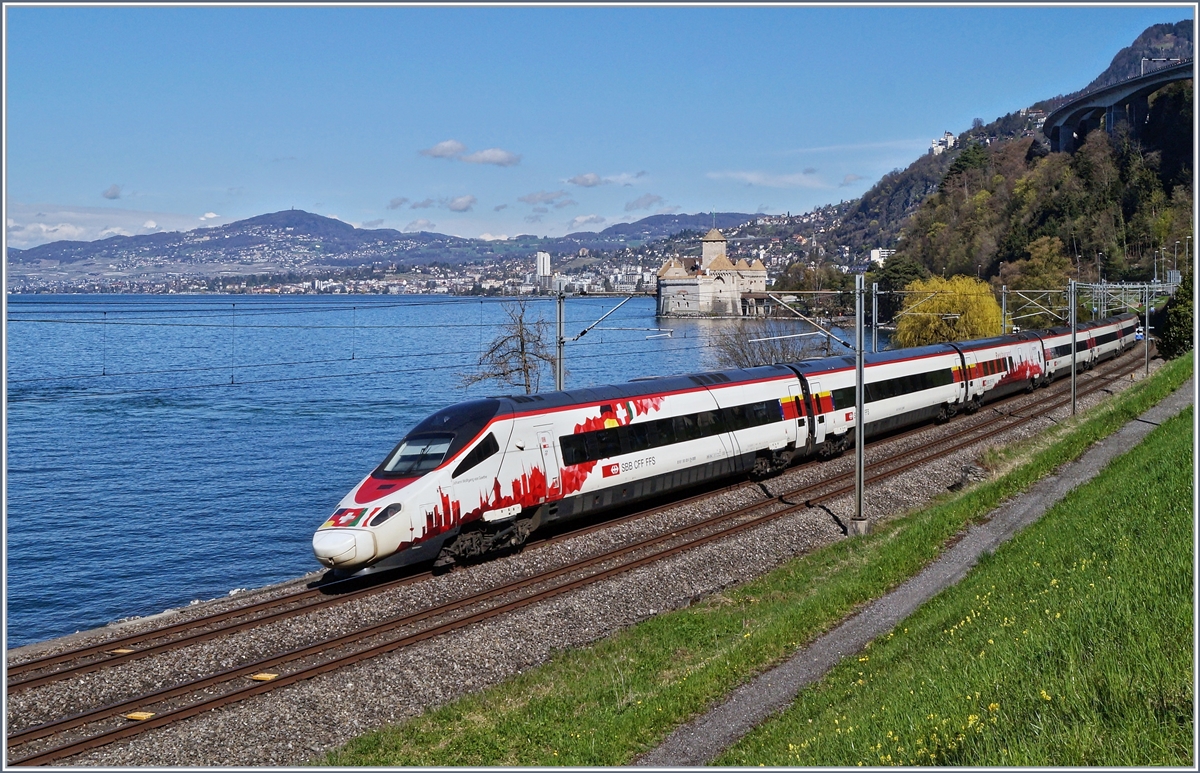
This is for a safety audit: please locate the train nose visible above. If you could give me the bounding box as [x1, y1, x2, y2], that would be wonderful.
[312, 529, 377, 568]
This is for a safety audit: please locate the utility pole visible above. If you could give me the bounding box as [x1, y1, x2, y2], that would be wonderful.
[1069, 280, 1077, 416]
[555, 291, 565, 390]
[1144, 283, 1151, 378]
[871, 282, 878, 353]
[850, 273, 869, 536]
[1001, 285, 1007, 335]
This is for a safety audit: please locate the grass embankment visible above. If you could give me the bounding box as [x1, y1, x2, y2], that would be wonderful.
[319, 354, 1193, 767]
[719, 404, 1194, 766]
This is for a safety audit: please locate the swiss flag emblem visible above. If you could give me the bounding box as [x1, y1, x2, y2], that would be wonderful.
[602, 463, 621, 477]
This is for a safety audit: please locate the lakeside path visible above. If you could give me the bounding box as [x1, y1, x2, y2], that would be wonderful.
[636, 379, 1195, 767]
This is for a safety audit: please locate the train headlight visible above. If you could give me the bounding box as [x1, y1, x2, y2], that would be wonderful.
[370, 503, 402, 527]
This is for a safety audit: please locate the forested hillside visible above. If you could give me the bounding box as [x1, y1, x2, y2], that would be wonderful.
[892, 78, 1193, 289]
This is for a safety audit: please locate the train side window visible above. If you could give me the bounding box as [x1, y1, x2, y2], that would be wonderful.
[559, 434, 588, 466]
[696, 410, 722, 436]
[724, 404, 749, 432]
[651, 417, 675, 446]
[831, 386, 855, 410]
[625, 423, 650, 453]
[594, 428, 622, 458]
[452, 433, 500, 478]
[673, 414, 701, 442]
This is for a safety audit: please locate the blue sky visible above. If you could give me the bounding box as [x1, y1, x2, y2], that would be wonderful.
[4, 4, 1191, 249]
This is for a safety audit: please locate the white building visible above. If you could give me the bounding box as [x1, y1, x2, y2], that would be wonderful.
[869, 248, 895, 267]
[930, 131, 957, 156]
[655, 229, 769, 317]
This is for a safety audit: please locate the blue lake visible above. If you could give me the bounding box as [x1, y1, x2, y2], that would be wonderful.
[6, 294, 873, 647]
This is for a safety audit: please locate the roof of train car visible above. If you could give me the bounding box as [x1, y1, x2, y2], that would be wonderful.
[488, 364, 798, 416]
[784, 343, 958, 376]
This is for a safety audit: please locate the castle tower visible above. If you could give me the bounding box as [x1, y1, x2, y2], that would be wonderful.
[700, 228, 727, 270]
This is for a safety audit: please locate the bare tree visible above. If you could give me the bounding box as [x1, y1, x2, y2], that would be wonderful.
[711, 317, 842, 369]
[461, 299, 556, 394]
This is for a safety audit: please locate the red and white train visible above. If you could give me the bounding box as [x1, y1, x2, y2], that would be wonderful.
[312, 312, 1139, 574]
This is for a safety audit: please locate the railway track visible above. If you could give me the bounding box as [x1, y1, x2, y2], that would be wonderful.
[6, 350, 1147, 765]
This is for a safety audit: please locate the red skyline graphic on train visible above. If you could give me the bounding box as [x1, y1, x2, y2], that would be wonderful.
[419, 395, 668, 543]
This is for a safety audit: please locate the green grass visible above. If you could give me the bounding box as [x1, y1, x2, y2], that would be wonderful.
[317, 352, 1192, 767]
[718, 405, 1194, 766]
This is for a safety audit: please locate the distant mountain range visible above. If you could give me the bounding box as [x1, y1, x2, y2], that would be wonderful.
[7, 209, 757, 271]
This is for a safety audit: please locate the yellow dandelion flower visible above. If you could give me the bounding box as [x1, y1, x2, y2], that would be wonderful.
[1040, 690, 1052, 701]
[988, 702, 999, 712]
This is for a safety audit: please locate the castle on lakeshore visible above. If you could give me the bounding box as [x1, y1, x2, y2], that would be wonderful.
[655, 228, 769, 317]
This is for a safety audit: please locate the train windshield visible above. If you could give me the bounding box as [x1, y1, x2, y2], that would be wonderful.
[378, 434, 453, 476]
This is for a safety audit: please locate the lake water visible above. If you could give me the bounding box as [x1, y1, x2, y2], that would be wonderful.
[6, 294, 875, 648]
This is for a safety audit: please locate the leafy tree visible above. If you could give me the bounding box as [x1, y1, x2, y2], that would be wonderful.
[938, 142, 990, 193]
[893, 275, 1002, 347]
[1156, 270, 1193, 359]
[461, 299, 556, 394]
[996, 236, 1074, 330]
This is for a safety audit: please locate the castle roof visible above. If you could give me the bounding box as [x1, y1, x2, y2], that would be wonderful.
[734, 258, 751, 270]
[657, 258, 690, 279]
[702, 228, 726, 242]
[749, 258, 767, 271]
[706, 254, 735, 271]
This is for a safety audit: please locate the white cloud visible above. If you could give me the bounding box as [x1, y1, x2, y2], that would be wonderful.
[519, 190, 568, 205]
[99, 226, 132, 238]
[706, 170, 828, 189]
[142, 220, 158, 230]
[478, 232, 508, 241]
[839, 174, 865, 187]
[462, 148, 521, 167]
[387, 197, 409, 210]
[568, 173, 606, 187]
[446, 195, 477, 212]
[607, 171, 647, 186]
[200, 212, 220, 220]
[493, 204, 508, 212]
[625, 193, 664, 212]
[554, 199, 577, 209]
[568, 171, 645, 187]
[524, 214, 544, 224]
[404, 219, 436, 232]
[411, 198, 436, 209]
[568, 214, 605, 231]
[420, 139, 466, 159]
[102, 184, 122, 200]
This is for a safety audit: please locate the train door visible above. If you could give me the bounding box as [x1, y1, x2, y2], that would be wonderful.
[534, 425, 561, 503]
[788, 383, 806, 452]
[961, 351, 980, 401]
[807, 380, 826, 447]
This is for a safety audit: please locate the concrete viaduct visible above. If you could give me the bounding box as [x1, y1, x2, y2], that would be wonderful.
[1043, 59, 1193, 153]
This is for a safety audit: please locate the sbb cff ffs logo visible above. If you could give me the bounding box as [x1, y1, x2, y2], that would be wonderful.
[602, 463, 621, 478]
